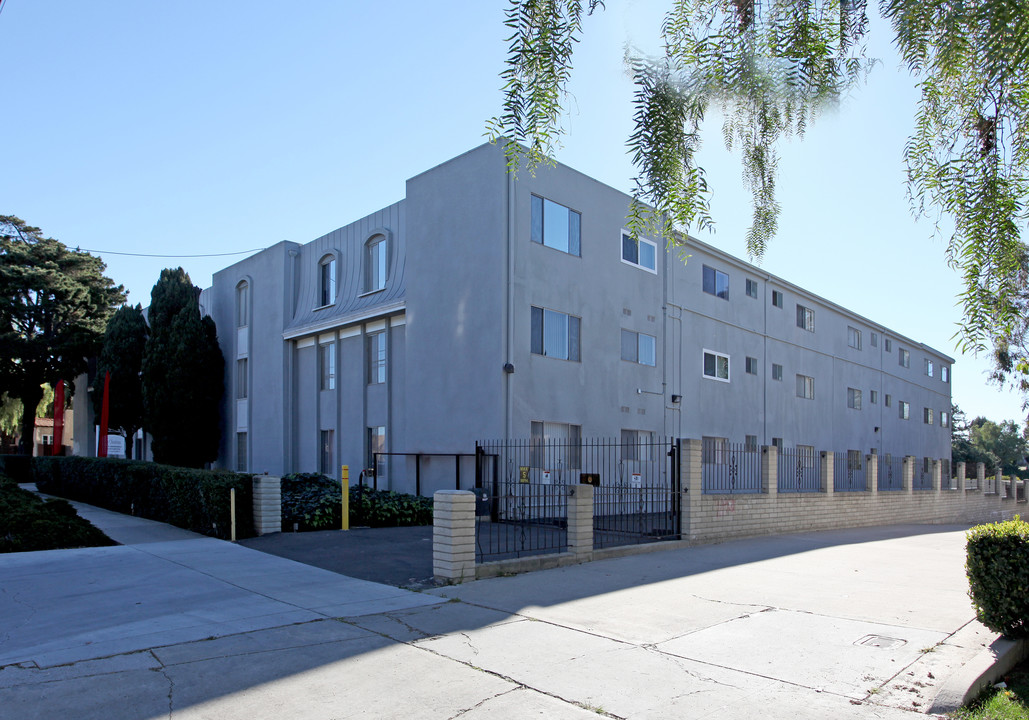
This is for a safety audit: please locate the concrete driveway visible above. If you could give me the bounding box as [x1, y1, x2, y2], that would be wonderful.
[0, 504, 1011, 719]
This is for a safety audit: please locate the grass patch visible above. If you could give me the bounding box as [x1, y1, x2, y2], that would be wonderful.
[0, 475, 114, 553]
[953, 659, 1029, 720]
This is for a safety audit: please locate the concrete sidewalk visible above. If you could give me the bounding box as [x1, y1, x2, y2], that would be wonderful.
[0, 502, 1022, 718]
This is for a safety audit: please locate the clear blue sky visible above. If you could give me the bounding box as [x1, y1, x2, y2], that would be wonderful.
[1, 0, 1024, 425]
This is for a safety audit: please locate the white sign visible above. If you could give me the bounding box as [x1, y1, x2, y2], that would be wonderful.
[541, 470, 552, 485]
[630, 473, 642, 489]
[106, 435, 126, 458]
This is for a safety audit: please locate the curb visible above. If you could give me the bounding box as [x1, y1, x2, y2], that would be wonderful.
[929, 635, 1029, 714]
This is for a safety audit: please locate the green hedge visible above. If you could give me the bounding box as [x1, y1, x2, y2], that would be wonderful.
[281, 473, 433, 530]
[33, 456, 255, 540]
[0, 455, 32, 483]
[966, 516, 1029, 638]
[0, 473, 115, 553]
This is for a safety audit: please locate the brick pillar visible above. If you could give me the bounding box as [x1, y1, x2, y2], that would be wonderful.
[252, 475, 281, 536]
[866, 454, 878, 495]
[976, 463, 986, 492]
[902, 457, 914, 495]
[762, 445, 778, 497]
[433, 490, 476, 583]
[567, 484, 594, 560]
[681, 439, 702, 540]
[821, 451, 834, 495]
[932, 460, 942, 495]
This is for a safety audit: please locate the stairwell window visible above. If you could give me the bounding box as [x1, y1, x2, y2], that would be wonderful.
[236, 281, 249, 327]
[237, 359, 248, 399]
[621, 233, 656, 272]
[531, 195, 581, 256]
[320, 342, 336, 390]
[531, 306, 581, 361]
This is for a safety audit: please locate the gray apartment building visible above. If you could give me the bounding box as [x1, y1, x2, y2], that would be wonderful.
[204, 142, 953, 494]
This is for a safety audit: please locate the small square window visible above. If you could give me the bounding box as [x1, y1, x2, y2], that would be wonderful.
[621, 329, 656, 366]
[796, 304, 815, 332]
[745, 434, 758, 452]
[772, 437, 783, 449]
[703, 350, 730, 382]
[745, 356, 758, 375]
[703, 266, 729, 300]
[772, 290, 784, 308]
[621, 233, 656, 272]
[847, 387, 862, 410]
[772, 363, 783, 381]
[746, 279, 758, 298]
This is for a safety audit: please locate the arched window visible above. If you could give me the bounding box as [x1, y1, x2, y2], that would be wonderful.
[236, 281, 249, 327]
[319, 255, 336, 306]
[365, 234, 387, 292]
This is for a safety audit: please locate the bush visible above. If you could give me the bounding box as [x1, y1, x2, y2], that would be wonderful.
[0, 473, 115, 552]
[0, 455, 32, 483]
[281, 473, 433, 530]
[966, 516, 1029, 637]
[32, 456, 254, 540]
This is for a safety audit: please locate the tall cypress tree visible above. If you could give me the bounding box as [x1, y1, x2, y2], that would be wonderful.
[142, 268, 224, 468]
[94, 305, 148, 458]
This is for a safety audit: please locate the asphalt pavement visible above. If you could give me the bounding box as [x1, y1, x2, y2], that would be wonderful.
[1, 497, 1024, 719]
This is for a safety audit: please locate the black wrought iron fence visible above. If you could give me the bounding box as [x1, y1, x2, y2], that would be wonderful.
[776, 447, 820, 493]
[833, 452, 866, 492]
[702, 440, 760, 494]
[877, 456, 904, 491]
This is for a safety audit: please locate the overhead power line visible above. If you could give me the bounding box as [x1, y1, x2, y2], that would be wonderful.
[78, 247, 267, 258]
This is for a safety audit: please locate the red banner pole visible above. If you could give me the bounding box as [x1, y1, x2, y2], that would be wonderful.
[98, 371, 110, 458]
[52, 380, 65, 455]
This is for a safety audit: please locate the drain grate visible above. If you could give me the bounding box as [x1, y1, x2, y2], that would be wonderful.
[854, 634, 907, 650]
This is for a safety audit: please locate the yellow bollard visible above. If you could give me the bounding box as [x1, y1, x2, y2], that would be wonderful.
[341, 465, 350, 531]
[230, 487, 237, 542]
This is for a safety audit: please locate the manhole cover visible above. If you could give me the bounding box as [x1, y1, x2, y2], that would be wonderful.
[854, 634, 907, 650]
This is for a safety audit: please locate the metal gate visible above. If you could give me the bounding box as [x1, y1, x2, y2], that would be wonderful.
[473, 437, 681, 561]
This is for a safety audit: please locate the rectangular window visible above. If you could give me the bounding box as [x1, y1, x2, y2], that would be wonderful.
[531, 306, 581, 361]
[848, 450, 862, 471]
[532, 421, 582, 469]
[532, 195, 581, 256]
[236, 358, 248, 399]
[924, 407, 934, 425]
[703, 350, 730, 382]
[320, 342, 336, 390]
[745, 356, 758, 375]
[367, 426, 385, 479]
[621, 233, 656, 272]
[899, 401, 910, 420]
[772, 437, 783, 449]
[899, 348, 910, 367]
[746, 279, 758, 298]
[925, 359, 934, 377]
[367, 331, 386, 384]
[847, 387, 862, 410]
[320, 258, 336, 306]
[702, 265, 729, 300]
[798, 445, 816, 467]
[237, 284, 248, 327]
[942, 366, 950, 382]
[870, 389, 878, 404]
[365, 236, 387, 292]
[772, 290, 784, 308]
[621, 329, 656, 366]
[885, 394, 892, 408]
[236, 432, 247, 472]
[745, 434, 758, 452]
[796, 305, 815, 332]
[621, 429, 656, 461]
[772, 363, 783, 381]
[848, 326, 862, 350]
[941, 410, 950, 428]
[320, 429, 334, 477]
[870, 332, 878, 348]
[885, 338, 892, 352]
[702, 436, 729, 464]
[796, 374, 814, 399]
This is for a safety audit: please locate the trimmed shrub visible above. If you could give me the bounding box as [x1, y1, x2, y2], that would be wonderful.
[281, 473, 433, 530]
[0, 473, 115, 552]
[32, 456, 254, 540]
[966, 516, 1029, 637]
[0, 455, 32, 483]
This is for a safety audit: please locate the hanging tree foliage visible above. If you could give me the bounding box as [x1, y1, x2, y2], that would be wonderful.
[488, 0, 1029, 411]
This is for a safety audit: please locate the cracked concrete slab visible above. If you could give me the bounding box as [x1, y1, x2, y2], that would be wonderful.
[344, 600, 522, 643]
